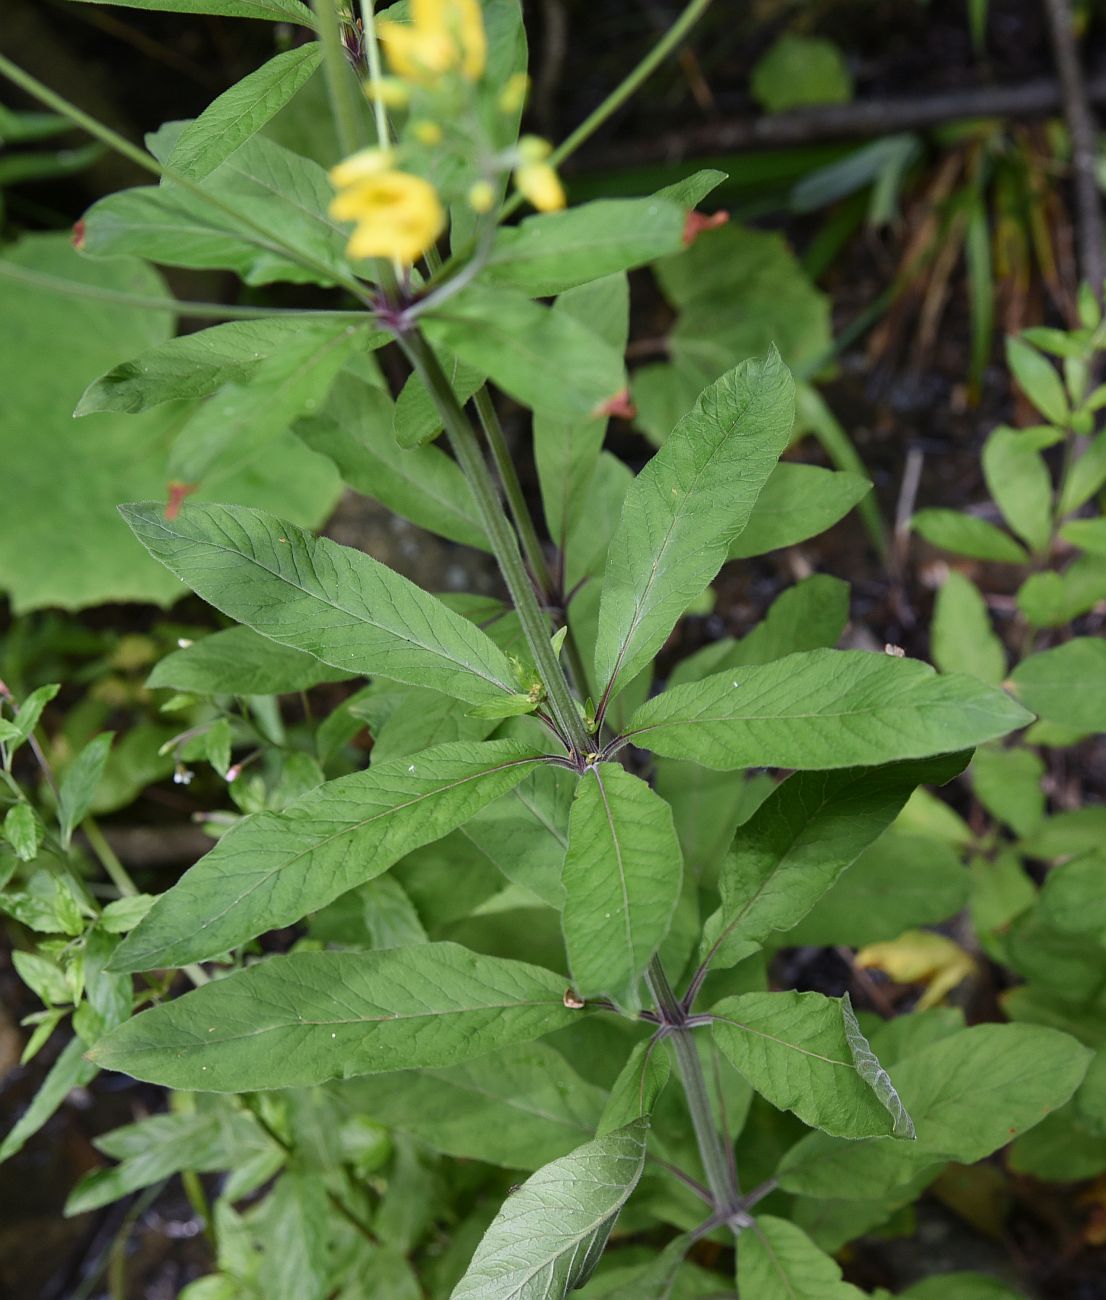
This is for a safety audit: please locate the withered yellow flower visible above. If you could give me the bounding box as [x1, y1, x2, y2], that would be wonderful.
[379, 0, 486, 85]
[328, 168, 445, 265]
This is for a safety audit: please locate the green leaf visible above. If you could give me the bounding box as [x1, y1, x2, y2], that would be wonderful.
[65, 1109, 273, 1215]
[782, 829, 969, 948]
[738, 1216, 865, 1300]
[393, 348, 484, 450]
[1036, 851, 1106, 939]
[751, 35, 854, 112]
[594, 350, 796, 703]
[911, 509, 1028, 564]
[1005, 336, 1069, 425]
[654, 168, 728, 209]
[598, 1039, 672, 1135]
[110, 739, 547, 971]
[484, 198, 685, 297]
[167, 322, 367, 486]
[119, 500, 519, 703]
[0, 1036, 97, 1165]
[450, 1119, 648, 1300]
[257, 1171, 328, 1300]
[596, 1234, 694, 1300]
[902, 1273, 1029, 1300]
[535, 275, 629, 550]
[57, 732, 114, 848]
[3, 804, 41, 862]
[1061, 516, 1106, 556]
[1010, 638, 1106, 731]
[981, 426, 1053, 554]
[701, 753, 968, 968]
[67, 0, 315, 22]
[562, 764, 683, 1013]
[0, 234, 339, 611]
[711, 991, 910, 1138]
[1059, 430, 1106, 514]
[13, 951, 71, 1005]
[972, 745, 1045, 836]
[344, 1042, 606, 1169]
[1016, 554, 1106, 628]
[149, 625, 353, 695]
[168, 44, 322, 181]
[931, 571, 1005, 684]
[777, 1024, 1091, 1199]
[92, 943, 578, 1090]
[727, 464, 870, 559]
[1, 683, 60, 754]
[423, 285, 625, 421]
[296, 370, 488, 550]
[627, 649, 1031, 770]
[78, 316, 379, 416]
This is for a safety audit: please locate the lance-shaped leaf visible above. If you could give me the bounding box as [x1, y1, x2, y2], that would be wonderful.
[450, 1118, 648, 1300]
[77, 316, 383, 416]
[727, 463, 871, 560]
[119, 501, 519, 703]
[598, 1038, 672, 1135]
[91, 943, 578, 1091]
[168, 323, 367, 485]
[168, 43, 322, 180]
[738, 1217, 867, 1300]
[711, 991, 912, 1139]
[343, 1042, 606, 1170]
[777, 1023, 1092, 1200]
[594, 350, 795, 705]
[423, 284, 625, 422]
[484, 198, 685, 297]
[1010, 638, 1106, 732]
[68, 0, 315, 21]
[700, 752, 969, 968]
[148, 625, 353, 695]
[562, 764, 683, 1013]
[109, 740, 547, 971]
[626, 649, 1032, 771]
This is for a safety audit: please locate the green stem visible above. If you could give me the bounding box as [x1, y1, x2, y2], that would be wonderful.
[0, 52, 372, 305]
[314, 0, 368, 157]
[646, 955, 741, 1217]
[358, 0, 392, 149]
[403, 332, 591, 755]
[472, 388, 554, 597]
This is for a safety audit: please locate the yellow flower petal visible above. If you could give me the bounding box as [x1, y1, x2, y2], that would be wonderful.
[328, 147, 395, 188]
[515, 161, 565, 213]
[379, 0, 485, 84]
[468, 179, 495, 213]
[333, 170, 445, 266]
[413, 119, 444, 145]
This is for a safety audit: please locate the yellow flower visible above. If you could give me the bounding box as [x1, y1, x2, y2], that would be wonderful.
[412, 119, 444, 145]
[379, 0, 486, 85]
[468, 179, 495, 213]
[328, 147, 395, 190]
[364, 77, 410, 109]
[515, 161, 565, 212]
[856, 930, 976, 1011]
[328, 168, 445, 265]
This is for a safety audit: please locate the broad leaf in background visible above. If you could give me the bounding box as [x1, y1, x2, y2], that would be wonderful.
[931, 572, 1006, 684]
[727, 463, 870, 559]
[345, 1042, 606, 1169]
[423, 285, 625, 421]
[0, 1037, 97, 1164]
[911, 509, 1028, 565]
[120, 501, 519, 702]
[778, 1024, 1091, 1199]
[751, 35, 854, 112]
[1011, 639, 1106, 731]
[484, 198, 685, 296]
[562, 764, 683, 1012]
[739, 1216, 866, 1300]
[981, 426, 1053, 555]
[711, 991, 911, 1138]
[110, 740, 547, 970]
[700, 752, 968, 968]
[0, 235, 339, 610]
[168, 43, 322, 180]
[451, 1119, 648, 1300]
[92, 944, 578, 1090]
[393, 348, 485, 450]
[594, 350, 795, 703]
[57, 733, 114, 849]
[148, 625, 354, 695]
[627, 649, 1032, 770]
